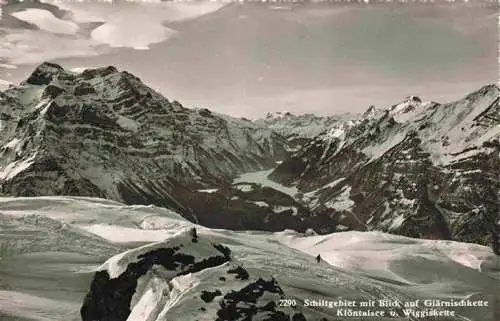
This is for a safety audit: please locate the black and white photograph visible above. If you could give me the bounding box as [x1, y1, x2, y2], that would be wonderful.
[0, 0, 499, 320]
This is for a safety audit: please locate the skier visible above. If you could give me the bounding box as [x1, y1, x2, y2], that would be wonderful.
[190, 227, 198, 243]
[316, 254, 321, 263]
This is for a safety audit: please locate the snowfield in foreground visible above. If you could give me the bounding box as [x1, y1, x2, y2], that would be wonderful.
[0, 196, 498, 321]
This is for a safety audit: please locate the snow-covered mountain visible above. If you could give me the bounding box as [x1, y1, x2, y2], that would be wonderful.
[0, 62, 288, 214]
[0, 196, 497, 321]
[253, 112, 357, 153]
[270, 85, 500, 245]
[254, 112, 346, 140]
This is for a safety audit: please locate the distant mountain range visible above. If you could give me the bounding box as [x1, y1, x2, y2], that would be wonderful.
[255, 111, 356, 140]
[0, 62, 498, 246]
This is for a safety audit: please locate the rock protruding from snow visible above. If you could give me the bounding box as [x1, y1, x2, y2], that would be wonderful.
[81, 228, 232, 321]
[80, 228, 324, 321]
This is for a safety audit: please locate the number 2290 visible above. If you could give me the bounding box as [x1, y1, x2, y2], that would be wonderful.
[279, 299, 297, 307]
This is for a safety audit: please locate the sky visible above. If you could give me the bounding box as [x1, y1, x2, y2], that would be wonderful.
[0, 0, 498, 118]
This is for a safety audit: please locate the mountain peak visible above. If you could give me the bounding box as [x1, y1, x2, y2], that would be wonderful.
[35, 61, 64, 72]
[464, 84, 499, 100]
[389, 95, 426, 114]
[25, 61, 65, 86]
[362, 105, 377, 117]
[405, 95, 422, 103]
[79, 66, 119, 79]
[479, 83, 499, 92]
[24, 64, 130, 88]
[265, 111, 293, 119]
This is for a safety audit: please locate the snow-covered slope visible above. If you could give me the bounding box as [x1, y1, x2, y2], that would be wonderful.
[233, 168, 298, 197]
[277, 230, 498, 286]
[0, 196, 497, 321]
[271, 85, 500, 244]
[0, 62, 288, 213]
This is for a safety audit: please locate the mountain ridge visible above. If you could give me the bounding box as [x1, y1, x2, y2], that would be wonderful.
[270, 84, 499, 245]
[0, 62, 289, 212]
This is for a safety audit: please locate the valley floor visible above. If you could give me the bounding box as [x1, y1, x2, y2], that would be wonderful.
[233, 169, 298, 197]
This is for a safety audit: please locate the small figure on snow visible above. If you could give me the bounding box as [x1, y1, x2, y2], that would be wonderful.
[316, 254, 322, 263]
[190, 227, 198, 243]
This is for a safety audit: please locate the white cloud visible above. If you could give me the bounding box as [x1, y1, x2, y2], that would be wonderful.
[269, 6, 292, 10]
[0, 64, 17, 69]
[0, 30, 102, 64]
[10, 9, 79, 35]
[90, 20, 176, 50]
[1, 2, 226, 65]
[43, 1, 226, 49]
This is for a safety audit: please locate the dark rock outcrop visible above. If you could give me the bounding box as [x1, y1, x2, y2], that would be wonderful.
[201, 289, 222, 303]
[227, 265, 249, 280]
[81, 242, 232, 321]
[215, 277, 286, 321]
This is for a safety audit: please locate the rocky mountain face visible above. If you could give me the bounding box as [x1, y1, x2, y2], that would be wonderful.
[271, 86, 500, 245]
[0, 62, 289, 214]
